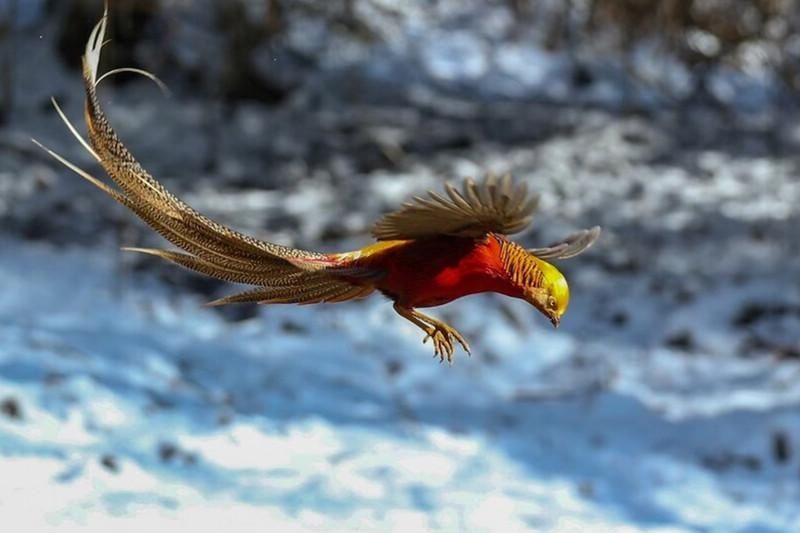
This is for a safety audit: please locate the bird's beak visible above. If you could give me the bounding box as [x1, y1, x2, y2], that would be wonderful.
[550, 314, 560, 328]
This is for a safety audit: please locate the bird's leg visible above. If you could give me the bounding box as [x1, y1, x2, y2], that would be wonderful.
[393, 302, 470, 363]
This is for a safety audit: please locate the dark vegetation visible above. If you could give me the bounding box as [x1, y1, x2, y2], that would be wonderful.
[1, 0, 797, 114]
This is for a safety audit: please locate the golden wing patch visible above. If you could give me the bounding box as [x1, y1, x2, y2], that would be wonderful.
[372, 174, 539, 240]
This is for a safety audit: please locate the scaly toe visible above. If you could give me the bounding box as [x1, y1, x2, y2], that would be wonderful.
[420, 325, 468, 363]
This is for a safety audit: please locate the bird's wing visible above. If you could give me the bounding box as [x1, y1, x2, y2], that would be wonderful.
[528, 226, 601, 260]
[372, 174, 539, 240]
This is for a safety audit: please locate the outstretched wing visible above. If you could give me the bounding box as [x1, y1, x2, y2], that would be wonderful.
[372, 174, 539, 240]
[528, 226, 601, 260]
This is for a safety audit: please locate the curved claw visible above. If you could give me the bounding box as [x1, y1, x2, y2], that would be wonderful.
[422, 324, 470, 363]
[393, 303, 471, 364]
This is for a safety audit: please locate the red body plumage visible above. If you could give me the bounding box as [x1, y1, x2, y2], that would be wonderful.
[353, 235, 522, 308]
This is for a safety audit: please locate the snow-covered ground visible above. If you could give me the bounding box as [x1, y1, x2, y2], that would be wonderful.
[1, 228, 799, 533]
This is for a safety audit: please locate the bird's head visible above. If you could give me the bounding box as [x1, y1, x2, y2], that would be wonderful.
[523, 257, 570, 328]
[502, 245, 570, 328]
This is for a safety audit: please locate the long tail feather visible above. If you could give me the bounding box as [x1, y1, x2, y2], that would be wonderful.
[32, 6, 378, 306]
[121, 248, 298, 285]
[79, 8, 326, 270]
[206, 281, 373, 307]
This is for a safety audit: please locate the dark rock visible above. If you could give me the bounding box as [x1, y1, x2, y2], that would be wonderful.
[572, 65, 594, 88]
[733, 302, 800, 327]
[773, 431, 791, 464]
[664, 331, 694, 351]
[610, 310, 628, 327]
[281, 320, 309, 334]
[100, 454, 119, 473]
[0, 397, 22, 420]
[158, 441, 197, 466]
[385, 360, 403, 376]
[158, 442, 178, 463]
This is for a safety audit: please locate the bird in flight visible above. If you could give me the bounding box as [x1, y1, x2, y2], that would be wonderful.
[34, 8, 599, 362]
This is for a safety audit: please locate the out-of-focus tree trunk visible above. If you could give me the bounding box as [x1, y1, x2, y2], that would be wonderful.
[266, 0, 285, 39]
[0, 0, 16, 126]
[54, 0, 161, 76]
[216, 0, 289, 104]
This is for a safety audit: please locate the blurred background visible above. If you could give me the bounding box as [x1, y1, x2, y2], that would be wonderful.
[1, 0, 800, 531]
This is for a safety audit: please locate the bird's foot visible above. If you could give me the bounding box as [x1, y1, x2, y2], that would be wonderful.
[392, 303, 471, 364]
[422, 323, 471, 363]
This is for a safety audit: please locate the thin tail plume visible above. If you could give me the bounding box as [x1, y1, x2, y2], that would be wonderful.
[33, 6, 376, 306]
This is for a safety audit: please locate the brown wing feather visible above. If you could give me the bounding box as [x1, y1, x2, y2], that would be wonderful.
[528, 226, 601, 260]
[372, 174, 539, 240]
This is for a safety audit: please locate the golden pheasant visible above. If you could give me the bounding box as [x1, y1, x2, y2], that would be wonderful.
[34, 8, 600, 362]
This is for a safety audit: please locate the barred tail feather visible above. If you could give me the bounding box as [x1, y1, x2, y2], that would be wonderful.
[77, 7, 327, 273]
[33, 5, 379, 307]
[206, 277, 374, 307]
[121, 248, 299, 286]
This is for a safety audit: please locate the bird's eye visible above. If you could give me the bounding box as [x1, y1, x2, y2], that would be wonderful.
[548, 296, 557, 310]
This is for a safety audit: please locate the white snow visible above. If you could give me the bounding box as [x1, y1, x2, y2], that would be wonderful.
[3, 1, 800, 531]
[2, 237, 799, 532]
